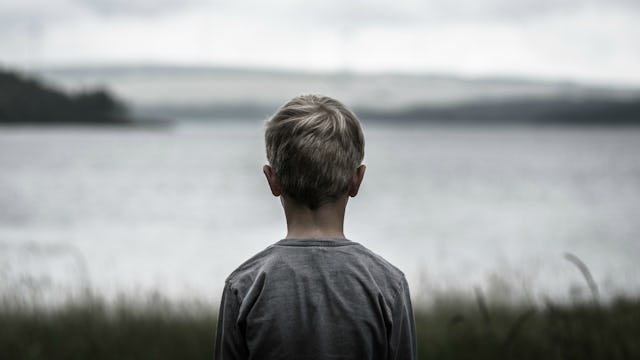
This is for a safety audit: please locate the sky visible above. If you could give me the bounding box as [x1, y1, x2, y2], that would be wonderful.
[1, 0, 640, 86]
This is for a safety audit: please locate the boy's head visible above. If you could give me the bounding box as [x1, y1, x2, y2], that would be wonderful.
[264, 94, 365, 210]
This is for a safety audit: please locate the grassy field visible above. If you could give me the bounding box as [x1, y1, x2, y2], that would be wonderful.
[2, 294, 639, 360]
[417, 296, 640, 359]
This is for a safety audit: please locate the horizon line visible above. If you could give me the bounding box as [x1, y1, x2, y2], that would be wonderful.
[4, 61, 639, 91]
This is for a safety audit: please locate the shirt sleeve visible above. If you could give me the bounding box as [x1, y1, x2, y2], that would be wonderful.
[214, 281, 248, 360]
[389, 277, 418, 360]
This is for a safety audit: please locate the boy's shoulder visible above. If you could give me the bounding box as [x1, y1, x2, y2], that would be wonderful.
[225, 243, 278, 285]
[225, 239, 406, 297]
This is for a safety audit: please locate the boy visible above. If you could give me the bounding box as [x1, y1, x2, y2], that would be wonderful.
[215, 95, 417, 360]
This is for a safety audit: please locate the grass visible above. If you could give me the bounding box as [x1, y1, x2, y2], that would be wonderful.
[1, 295, 640, 360]
[2, 253, 639, 359]
[0, 297, 216, 360]
[415, 296, 640, 360]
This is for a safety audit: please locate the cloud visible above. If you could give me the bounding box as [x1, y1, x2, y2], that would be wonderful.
[0, 0, 639, 85]
[0, 1, 83, 27]
[207, 0, 640, 29]
[77, 0, 208, 17]
[414, 0, 640, 21]
[2, 0, 639, 27]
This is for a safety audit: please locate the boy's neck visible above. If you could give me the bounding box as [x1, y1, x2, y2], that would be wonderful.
[282, 197, 348, 239]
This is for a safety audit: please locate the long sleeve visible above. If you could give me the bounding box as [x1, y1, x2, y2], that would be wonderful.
[214, 282, 248, 360]
[389, 277, 417, 360]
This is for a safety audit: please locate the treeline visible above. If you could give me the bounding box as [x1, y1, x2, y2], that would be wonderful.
[138, 97, 640, 125]
[358, 98, 640, 125]
[0, 69, 130, 124]
[6, 65, 639, 125]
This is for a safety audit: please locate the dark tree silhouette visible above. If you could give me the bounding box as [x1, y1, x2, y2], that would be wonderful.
[0, 69, 129, 124]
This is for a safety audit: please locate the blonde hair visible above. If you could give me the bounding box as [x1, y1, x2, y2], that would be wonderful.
[265, 94, 365, 209]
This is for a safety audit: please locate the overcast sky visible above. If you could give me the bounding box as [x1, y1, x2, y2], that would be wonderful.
[2, 0, 640, 86]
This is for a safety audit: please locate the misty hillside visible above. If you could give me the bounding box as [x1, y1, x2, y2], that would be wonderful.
[0, 69, 130, 124]
[38, 66, 640, 124]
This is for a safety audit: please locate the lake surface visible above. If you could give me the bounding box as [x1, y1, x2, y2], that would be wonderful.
[1, 122, 639, 306]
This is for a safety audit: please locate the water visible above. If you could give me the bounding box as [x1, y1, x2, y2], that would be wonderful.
[1, 122, 639, 306]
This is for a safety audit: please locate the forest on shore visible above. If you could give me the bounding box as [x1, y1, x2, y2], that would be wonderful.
[5, 66, 640, 125]
[0, 69, 131, 124]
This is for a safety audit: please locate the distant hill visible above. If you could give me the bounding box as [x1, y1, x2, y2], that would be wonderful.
[358, 98, 640, 125]
[0, 69, 131, 124]
[36, 65, 640, 124]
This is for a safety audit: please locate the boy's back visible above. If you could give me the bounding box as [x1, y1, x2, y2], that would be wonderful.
[215, 238, 416, 360]
[214, 95, 417, 359]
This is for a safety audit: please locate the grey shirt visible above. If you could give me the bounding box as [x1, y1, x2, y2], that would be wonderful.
[214, 238, 417, 360]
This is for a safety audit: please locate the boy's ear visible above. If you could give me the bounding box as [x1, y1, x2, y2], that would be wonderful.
[263, 165, 282, 197]
[348, 164, 366, 197]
